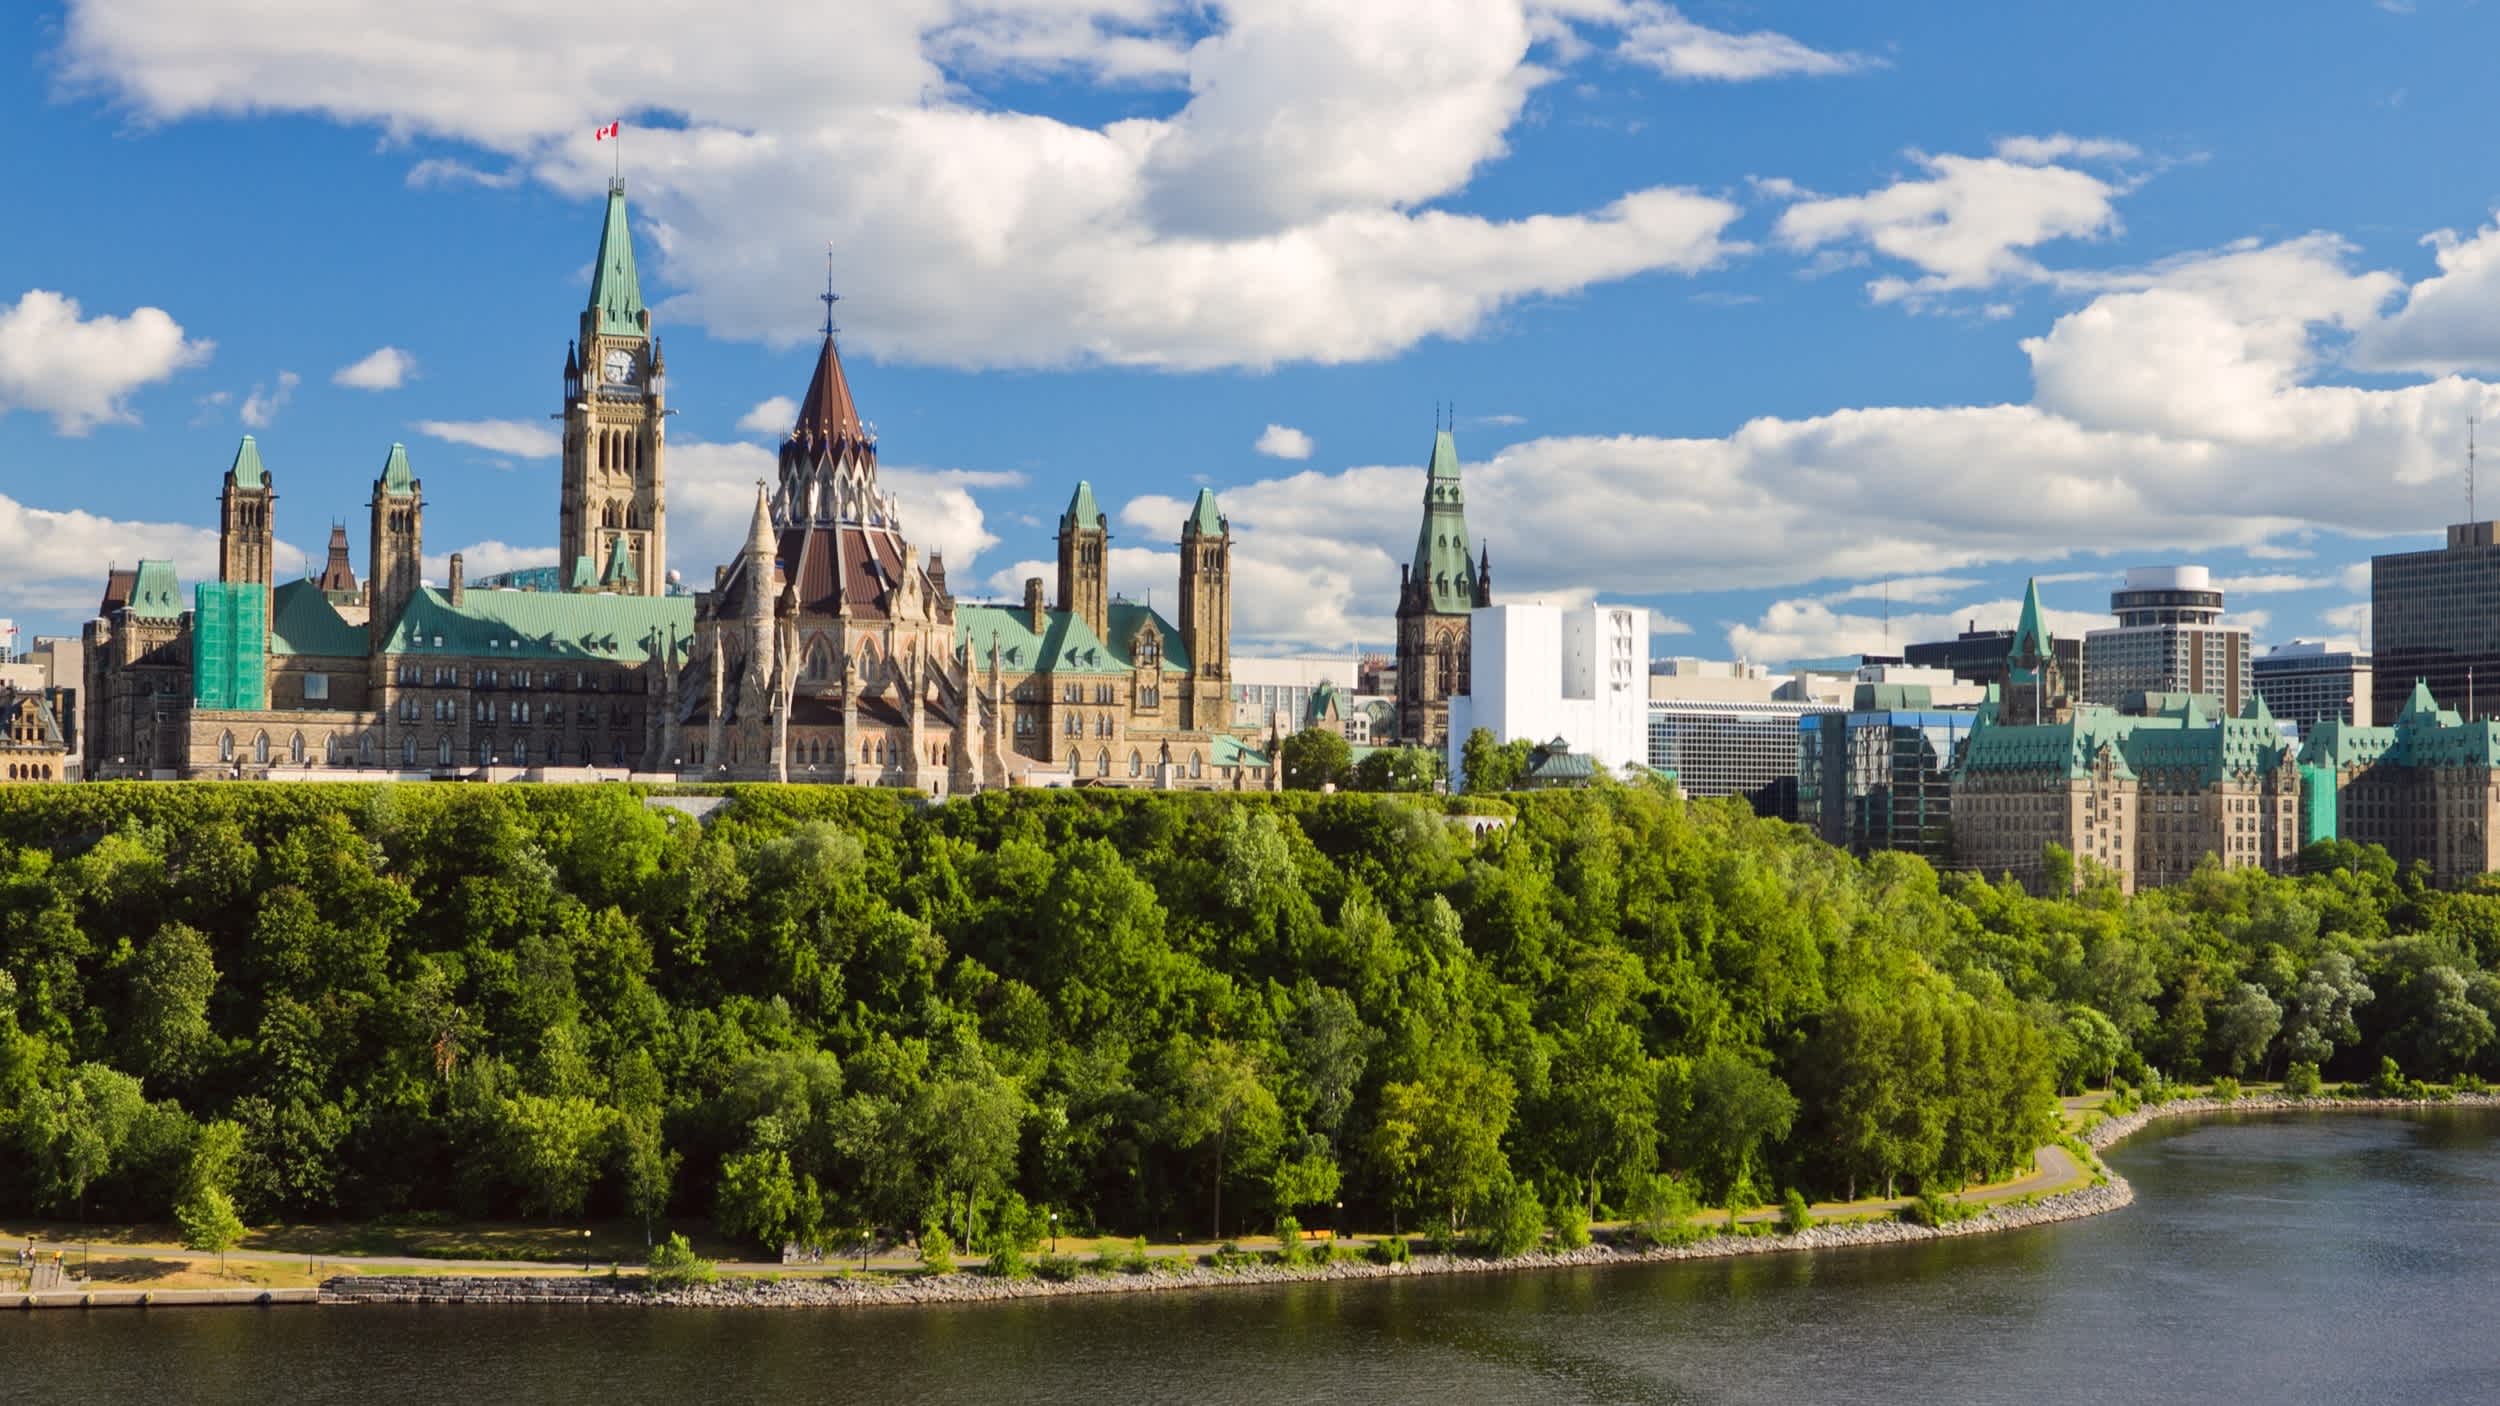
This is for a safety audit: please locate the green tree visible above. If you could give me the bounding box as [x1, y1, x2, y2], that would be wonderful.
[1478, 1172, 1546, 1258]
[1157, 1037, 1283, 1241]
[1459, 728, 1532, 794]
[614, 1110, 679, 1247]
[2209, 982, 2282, 1077]
[1351, 748, 1442, 794]
[1543, 1018, 1657, 1215]
[127, 922, 219, 1083]
[1368, 1053, 1515, 1233]
[716, 1141, 801, 1255]
[495, 1093, 612, 1218]
[1664, 1050, 1797, 1202]
[1280, 729, 1353, 792]
[175, 1183, 245, 1277]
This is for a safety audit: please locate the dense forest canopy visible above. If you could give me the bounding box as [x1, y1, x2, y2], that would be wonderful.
[0, 782, 2488, 1253]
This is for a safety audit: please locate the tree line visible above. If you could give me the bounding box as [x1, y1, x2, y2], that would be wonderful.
[1, 782, 2486, 1256]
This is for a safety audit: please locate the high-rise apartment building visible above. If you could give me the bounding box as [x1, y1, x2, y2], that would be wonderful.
[2081, 566, 2251, 715]
[2371, 521, 2500, 725]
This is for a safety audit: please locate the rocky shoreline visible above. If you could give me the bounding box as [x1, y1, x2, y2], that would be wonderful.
[316, 1091, 2500, 1311]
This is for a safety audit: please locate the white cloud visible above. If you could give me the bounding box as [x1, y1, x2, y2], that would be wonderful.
[737, 396, 798, 434]
[1821, 575, 1980, 605]
[2320, 602, 2372, 648]
[1649, 610, 1692, 636]
[334, 345, 415, 390]
[415, 418, 561, 458]
[2338, 561, 2371, 593]
[407, 158, 520, 189]
[59, 0, 1744, 371]
[1612, 4, 1875, 81]
[239, 370, 299, 428]
[0, 288, 213, 434]
[422, 541, 559, 581]
[1254, 423, 1313, 459]
[1993, 133, 2140, 166]
[0, 490, 304, 614]
[1728, 594, 2108, 664]
[2210, 573, 2334, 594]
[1774, 147, 2126, 307]
[2350, 219, 2500, 374]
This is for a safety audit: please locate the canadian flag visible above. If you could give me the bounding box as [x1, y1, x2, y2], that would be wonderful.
[595, 122, 619, 141]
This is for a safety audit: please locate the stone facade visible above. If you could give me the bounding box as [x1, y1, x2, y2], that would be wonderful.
[2302, 680, 2500, 887]
[1394, 429, 1491, 750]
[673, 325, 1269, 792]
[0, 690, 70, 783]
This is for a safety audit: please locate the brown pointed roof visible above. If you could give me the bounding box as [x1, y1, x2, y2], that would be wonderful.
[791, 333, 871, 459]
[316, 525, 358, 594]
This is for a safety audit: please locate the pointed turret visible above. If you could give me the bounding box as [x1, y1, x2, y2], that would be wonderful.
[2001, 577, 2070, 726]
[1063, 480, 1105, 533]
[746, 480, 776, 563]
[228, 434, 268, 489]
[601, 533, 637, 591]
[1186, 486, 1224, 537]
[793, 332, 867, 447]
[587, 181, 646, 337]
[2242, 691, 2276, 728]
[379, 442, 417, 497]
[1057, 479, 1110, 642]
[1406, 430, 1476, 614]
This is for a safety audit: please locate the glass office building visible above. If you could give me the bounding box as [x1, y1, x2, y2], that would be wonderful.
[1799, 709, 1982, 862]
[2372, 521, 2500, 726]
[1646, 699, 1837, 817]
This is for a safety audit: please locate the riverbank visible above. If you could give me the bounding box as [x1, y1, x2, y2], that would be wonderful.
[318, 1090, 2500, 1311]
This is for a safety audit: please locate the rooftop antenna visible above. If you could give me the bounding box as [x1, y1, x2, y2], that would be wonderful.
[821, 243, 841, 339]
[2472, 415, 2479, 523]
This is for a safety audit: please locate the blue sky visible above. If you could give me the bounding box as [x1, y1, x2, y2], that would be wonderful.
[4, 0, 2498, 664]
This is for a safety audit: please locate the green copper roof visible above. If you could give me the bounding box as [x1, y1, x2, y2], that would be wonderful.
[1062, 480, 1104, 532]
[378, 442, 417, 496]
[601, 534, 637, 589]
[128, 560, 184, 619]
[268, 579, 367, 657]
[2007, 577, 2054, 684]
[387, 586, 691, 663]
[588, 182, 646, 338]
[956, 600, 1189, 677]
[1186, 486, 1225, 537]
[568, 555, 597, 591]
[1962, 700, 2298, 786]
[2397, 678, 2445, 725]
[228, 435, 267, 489]
[1212, 732, 1269, 768]
[1408, 430, 1480, 615]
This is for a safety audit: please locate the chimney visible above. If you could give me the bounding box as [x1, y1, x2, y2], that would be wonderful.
[928, 550, 949, 598]
[449, 553, 465, 606]
[1024, 576, 1046, 634]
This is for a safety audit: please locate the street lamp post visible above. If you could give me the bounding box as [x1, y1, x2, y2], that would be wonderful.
[1049, 1212, 1058, 1256]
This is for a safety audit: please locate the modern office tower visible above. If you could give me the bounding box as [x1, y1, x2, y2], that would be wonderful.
[1797, 687, 1981, 862]
[1447, 602, 1649, 788]
[1904, 624, 2083, 692]
[1648, 697, 1840, 817]
[2080, 566, 2251, 715]
[2253, 640, 2371, 737]
[2371, 521, 2500, 726]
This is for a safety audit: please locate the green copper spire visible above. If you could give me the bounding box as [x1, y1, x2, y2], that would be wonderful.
[587, 181, 646, 338]
[1063, 480, 1104, 530]
[229, 434, 267, 488]
[1186, 486, 1224, 537]
[601, 533, 637, 589]
[1406, 429, 1479, 615]
[378, 442, 416, 496]
[2008, 577, 2054, 683]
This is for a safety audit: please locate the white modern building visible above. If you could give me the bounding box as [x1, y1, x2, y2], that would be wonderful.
[1230, 656, 1358, 732]
[2081, 565, 2253, 714]
[1448, 602, 1649, 786]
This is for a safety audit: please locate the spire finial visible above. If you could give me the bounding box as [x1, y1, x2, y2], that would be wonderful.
[821, 243, 840, 339]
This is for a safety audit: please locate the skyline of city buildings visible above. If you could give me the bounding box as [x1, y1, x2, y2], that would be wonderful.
[2080, 566, 2253, 717]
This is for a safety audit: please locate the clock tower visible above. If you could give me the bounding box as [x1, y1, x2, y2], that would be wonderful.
[559, 179, 667, 595]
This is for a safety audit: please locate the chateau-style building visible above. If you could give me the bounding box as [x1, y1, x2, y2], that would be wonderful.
[1951, 581, 2301, 894]
[82, 183, 692, 779]
[0, 689, 70, 783]
[2301, 680, 2500, 887]
[673, 317, 1270, 791]
[1394, 428, 1492, 749]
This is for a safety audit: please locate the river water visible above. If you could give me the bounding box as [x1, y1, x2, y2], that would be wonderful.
[12, 1110, 2500, 1404]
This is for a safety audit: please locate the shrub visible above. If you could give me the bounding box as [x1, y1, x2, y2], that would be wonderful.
[985, 1241, 1031, 1279]
[1479, 1176, 1546, 1259]
[2457, 1073, 2489, 1096]
[1897, 1192, 1977, 1229]
[1274, 1215, 1308, 1268]
[1549, 1197, 1592, 1251]
[647, 1233, 718, 1291]
[2209, 1076, 2241, 1103]
[1324, 1243, 1363, 1266]
[1034, 1254, 1081, 1282]
[1368, 1235, 1411, 1266]
[1209, 1240, 1260, 1270]
[1780, 1190, 1814, 1235]
[2283, 1061, 2324, 1098]
[1623, 1172, 1705, 1248]
[919, 1223, 956, 1276]
[2368, 1056, 2416, 1100]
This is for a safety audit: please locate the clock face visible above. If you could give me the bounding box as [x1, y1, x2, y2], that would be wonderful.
[602, 348, 636, 385]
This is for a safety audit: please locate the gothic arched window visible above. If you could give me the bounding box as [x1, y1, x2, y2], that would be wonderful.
[219, 732, 235, 763]
[1129, 750, 1142, 777]
[1098, 747, 1111, 776]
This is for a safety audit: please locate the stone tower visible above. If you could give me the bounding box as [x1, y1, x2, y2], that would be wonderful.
[218, 435, 276, 590]
[559, 180, 666, 596]
[368, 442, 424, 631]
[2000, 577, 2073, 727]
[1057, 480, 1110, 643]
[1394, 428, 1490, 749]
[1178, 487, 1231, 731]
